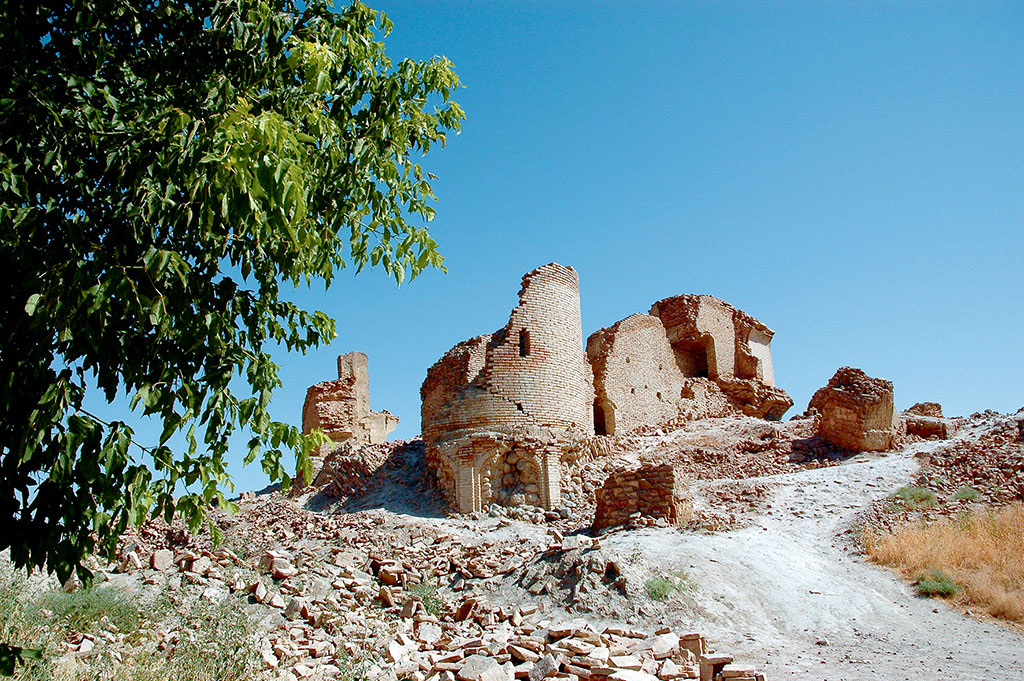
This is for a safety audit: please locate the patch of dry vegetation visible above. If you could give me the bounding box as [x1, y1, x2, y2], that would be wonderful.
[864, 503, 1024, 623]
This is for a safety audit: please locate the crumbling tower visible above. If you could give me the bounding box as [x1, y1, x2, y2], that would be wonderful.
[421, 264, 593, 512]
[302, 352, 399, 451]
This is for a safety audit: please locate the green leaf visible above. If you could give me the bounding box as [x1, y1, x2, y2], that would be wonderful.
[24, 294, 40, 316]
[0, 0, 461, 585]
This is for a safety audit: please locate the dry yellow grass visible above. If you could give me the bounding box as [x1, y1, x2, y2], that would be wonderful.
[864, 503, 1024, 623]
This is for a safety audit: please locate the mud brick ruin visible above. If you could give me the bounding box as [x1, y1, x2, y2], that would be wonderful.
[302, 352, 399, 452]
[902, 402, 958, 440]
[422, 263, 792, 513]
[808, 367, 898, 451]
[589, 295, 793, 436]
[592, 464, 692, 531]
[420, 264, 594, 513]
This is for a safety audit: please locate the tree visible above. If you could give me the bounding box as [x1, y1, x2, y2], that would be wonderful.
[0, 0, 463, 585]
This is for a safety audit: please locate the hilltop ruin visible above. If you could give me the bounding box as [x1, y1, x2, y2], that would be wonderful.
[420, 264, 594, 513]
[421, 263, 792, 513]
[588, 294, 793, 436]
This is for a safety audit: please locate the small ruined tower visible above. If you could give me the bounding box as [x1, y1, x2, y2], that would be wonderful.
[302, 352, 398, 451]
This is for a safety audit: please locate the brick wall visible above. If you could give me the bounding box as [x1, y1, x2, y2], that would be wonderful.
[585, 295, 792, 431]
[592, 464, 691, 531]
[420, 264, 593, 512]
[301, 352, 398, 450]
[649, 295, 792, 420]
[587, 314, 690, 435]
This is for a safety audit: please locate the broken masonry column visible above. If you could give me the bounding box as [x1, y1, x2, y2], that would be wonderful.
[538, 446, 562, 510]
[454, 450, 481, 514]
[301, 351, 399, 451]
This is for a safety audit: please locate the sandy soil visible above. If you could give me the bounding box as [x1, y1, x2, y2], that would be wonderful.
[599, 439, 1024, 680]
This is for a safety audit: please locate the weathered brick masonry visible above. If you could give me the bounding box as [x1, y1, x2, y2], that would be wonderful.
[592, 464, 692, 531]
[588, 314, 693, 436]
[302, 352, 399, 450]
[422, 264, 794, 514]
[648, 295, 793, 421]
[587, 296, 792, 436]
[809, 367, 899, 451]
[421, 264, 594, 513]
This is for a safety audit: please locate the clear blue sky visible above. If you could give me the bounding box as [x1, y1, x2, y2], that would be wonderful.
[99, 2, 1024, 493]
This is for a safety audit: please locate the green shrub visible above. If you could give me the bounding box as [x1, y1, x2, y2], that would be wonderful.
[0, 567, 49, 677]
[1, 561, 260, 681]
[82, 596, 258, 681]
[645, 570, 692, 601]
[409, 582, 443, 617]
[954, 486, 981, 501]
[917, 569, 961, 598]
[893, 486, 937, 510]
[645, 576, 675, 601]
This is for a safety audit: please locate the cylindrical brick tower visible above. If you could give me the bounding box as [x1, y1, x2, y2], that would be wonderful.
[482, 263, 593, 434]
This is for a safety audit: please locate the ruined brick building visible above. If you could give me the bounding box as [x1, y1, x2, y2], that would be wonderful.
[588, 295, 792, 436]
[421, 264, 792, 513]
[420, 264, 594, 513]
[808, 366, 900, 451]
[302, 352, 399, 452]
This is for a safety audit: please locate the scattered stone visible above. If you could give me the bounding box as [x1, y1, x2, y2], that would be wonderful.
[528, 654, 561, 681]
[608, 671, 660, 681]
[458, 655, 511, 681]
[151, 549, 174, 571]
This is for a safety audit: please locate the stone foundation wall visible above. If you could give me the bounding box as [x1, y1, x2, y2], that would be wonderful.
[809, 367, 898, 451]
[592, 464, 691, 531]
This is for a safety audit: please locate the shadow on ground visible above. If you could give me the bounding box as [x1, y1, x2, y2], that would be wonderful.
[305, 441, 450, 518]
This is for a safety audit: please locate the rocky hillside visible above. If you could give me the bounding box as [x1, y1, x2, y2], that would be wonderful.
[4, 410, 1023, 681]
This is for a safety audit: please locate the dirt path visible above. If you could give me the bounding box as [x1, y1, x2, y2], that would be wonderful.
[602, 443, 1024, 680]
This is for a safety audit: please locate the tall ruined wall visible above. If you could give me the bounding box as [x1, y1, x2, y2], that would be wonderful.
[651, 295, 733, 379]
[337, 353, 370, 417]
[587, 314, 689, 435]
[421, 264, 594, 445]
[649, 295, 792, 420]
[420, 335, 489, 446]
[421, 264, 594, 513]
[302, 380, 358, 440]
[302, 352, 398, 450]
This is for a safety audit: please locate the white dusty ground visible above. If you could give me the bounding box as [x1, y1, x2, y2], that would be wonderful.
[600, 440, 1024, 680]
